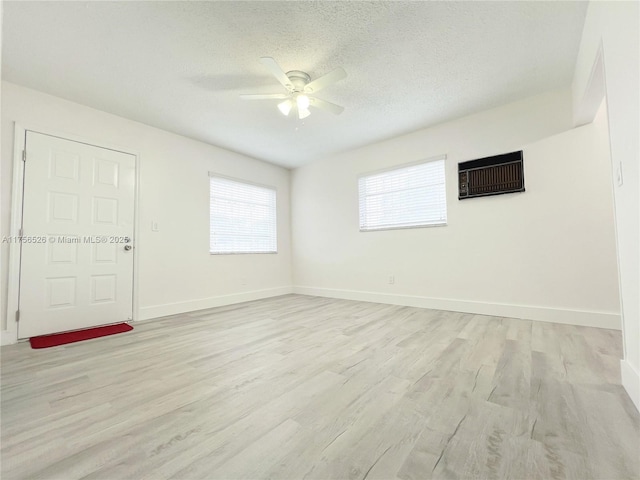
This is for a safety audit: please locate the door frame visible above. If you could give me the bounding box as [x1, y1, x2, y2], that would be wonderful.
[5, 123, 141, 343]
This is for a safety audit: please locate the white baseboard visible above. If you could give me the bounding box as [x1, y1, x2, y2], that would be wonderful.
[138, 286, 293, 321]
[1, 330, 18, 346]
[621, 359, 640, 412]
[293, 286, 621, 330]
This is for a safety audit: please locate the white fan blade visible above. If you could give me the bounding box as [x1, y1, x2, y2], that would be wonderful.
[304, 67, 347, 93]
[309, 97, 344, 115]
[259, 57, 293, 91]
[240, 93, 289, 100]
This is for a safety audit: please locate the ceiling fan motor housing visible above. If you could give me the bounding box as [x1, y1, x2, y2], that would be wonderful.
[286, 70, 311, 92]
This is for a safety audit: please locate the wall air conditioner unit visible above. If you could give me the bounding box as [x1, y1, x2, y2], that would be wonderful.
[458, 150, 524, 200]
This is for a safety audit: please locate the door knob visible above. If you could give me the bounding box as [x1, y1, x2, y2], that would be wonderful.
[124, 245, 132, 251]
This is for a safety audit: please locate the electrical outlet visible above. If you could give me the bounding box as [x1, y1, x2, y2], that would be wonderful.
[388, 275, 395, 285]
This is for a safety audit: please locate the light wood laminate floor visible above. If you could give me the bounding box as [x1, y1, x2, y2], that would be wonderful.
[1, 294, 639, 480]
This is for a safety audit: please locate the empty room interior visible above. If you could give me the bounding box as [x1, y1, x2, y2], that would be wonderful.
[1, 1, 639, 479]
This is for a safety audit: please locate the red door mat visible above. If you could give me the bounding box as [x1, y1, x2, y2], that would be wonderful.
[30, 323, 133, 349]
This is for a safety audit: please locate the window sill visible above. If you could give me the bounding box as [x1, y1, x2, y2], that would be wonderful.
[209, 251, 278, 255]
[359, 223, 447, 232]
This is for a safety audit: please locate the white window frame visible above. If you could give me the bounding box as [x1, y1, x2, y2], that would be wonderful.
[358, 155, 447, 232]
[209, 173, 278, 254]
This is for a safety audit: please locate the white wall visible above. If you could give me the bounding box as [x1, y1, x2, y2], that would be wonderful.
[0, 2, 4, 343]
[1, 81, 292, 338]
[572, 1, 640, 410]
[292, 89, 620, 329]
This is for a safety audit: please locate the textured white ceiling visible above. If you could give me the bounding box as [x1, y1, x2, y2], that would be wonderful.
[2, 1, 587, 168]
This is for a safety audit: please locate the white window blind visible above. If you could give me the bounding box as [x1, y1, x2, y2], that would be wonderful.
[358, 158, 447, 231]
[209, 175, 277, 254]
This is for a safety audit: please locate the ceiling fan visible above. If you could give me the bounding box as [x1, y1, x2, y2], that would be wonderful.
[240, 57, 347, 119]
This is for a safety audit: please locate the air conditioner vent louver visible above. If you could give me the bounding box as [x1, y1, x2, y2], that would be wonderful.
[458, 151, 524, 200]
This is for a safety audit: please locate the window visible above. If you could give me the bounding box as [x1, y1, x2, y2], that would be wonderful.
[358, 157, 447, 231]
[209, 174, 277, 254]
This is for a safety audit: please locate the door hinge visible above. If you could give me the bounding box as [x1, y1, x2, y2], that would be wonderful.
[22, 150, 26, 162]
[15, 310, 20, 322]
[18, 228, 23, 237]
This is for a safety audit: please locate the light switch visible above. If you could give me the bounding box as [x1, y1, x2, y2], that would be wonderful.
[151, 221, 159, 232]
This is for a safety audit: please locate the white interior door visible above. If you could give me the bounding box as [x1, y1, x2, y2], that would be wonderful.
[18, 131, 136, 338]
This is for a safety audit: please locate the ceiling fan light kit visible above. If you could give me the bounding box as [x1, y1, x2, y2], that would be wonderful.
[276, 93, 311, 119]
[296, 94, 310, 110]
[241, 57, 346, 119]
[277, 99, 293, 116]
